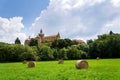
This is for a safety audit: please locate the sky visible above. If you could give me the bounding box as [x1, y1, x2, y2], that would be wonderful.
[0, 0, 120, 44]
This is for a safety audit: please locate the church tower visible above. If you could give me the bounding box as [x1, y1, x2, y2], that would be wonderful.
[57, 32, 60, 39]
[39, 29, 44, 38]
[37, 29, 44, 44]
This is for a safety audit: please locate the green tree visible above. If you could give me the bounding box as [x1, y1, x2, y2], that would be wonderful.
[37, 45, 54, 61]
[88, 33, 120, 58]
[52, 49, 59, 60]
[77, 43, 89, 52]
[19, 45, 37, 61]
[109, 30, 114, 35]
[59, 48, 68, 59]
[15, 37, 21, 44]
[67, 46, 79, 60]
[0, 42, 37, 62]
[29, 38, 38, 46]
[51, 38, 72, 49]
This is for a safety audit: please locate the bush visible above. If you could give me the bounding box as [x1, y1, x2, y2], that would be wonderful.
[20, 52, 36, 61]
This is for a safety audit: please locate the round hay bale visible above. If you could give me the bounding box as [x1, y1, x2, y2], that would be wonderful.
[28, 61, 35, 68]
[75, 60, 88, 69]
[96, 57, 100, 60]
[58, 59, 64, 64]
[22, 60, 27, 64]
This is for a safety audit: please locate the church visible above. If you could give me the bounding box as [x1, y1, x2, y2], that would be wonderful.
[24, 29, 60, 45]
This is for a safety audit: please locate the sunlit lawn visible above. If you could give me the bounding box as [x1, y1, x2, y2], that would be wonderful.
[0, 59, 120, 80]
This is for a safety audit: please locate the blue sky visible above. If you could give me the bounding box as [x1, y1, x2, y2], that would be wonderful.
[0, 0, 49, 27]
[0, 0, 120, 44]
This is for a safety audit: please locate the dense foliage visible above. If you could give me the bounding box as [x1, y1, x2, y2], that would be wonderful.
[29, 38, 38, 46]
[0, 43, 37, 62]
[88, 33, 120, 58]
[0, 32, 120, 62]
[0, 41, 88, 62]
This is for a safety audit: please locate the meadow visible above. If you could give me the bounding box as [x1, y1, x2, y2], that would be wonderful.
[0, 59, 120, 80]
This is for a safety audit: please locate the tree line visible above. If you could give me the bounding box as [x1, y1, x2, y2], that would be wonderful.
[0, 32, 120, 62]
[88, 32, 120, 58]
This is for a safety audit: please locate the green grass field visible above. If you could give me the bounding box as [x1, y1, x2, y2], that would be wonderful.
[0, 59, 120, 80]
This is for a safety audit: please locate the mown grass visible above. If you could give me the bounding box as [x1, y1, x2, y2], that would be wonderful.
[0, 59, 120, 80]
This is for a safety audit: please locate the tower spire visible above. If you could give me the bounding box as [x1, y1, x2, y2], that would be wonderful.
[57, 32, 60, 38]
[40, 29, 43, 34]
[39, 29, 44, 37]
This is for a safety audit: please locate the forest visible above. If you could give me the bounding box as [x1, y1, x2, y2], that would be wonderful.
[0, 31, 120, 62]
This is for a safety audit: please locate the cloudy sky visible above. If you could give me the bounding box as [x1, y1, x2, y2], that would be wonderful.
[0, 0, 120, 44]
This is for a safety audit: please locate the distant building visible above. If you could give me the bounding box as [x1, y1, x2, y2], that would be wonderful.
[24, 29, 60, 45]
[24, 36, 31, 45]
[72, 39, 85, 44]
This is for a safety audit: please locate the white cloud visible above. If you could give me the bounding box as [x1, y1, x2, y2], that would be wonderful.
[101, 17, 120, 34]
[111, 0, 120, 7]
[30, 0, 120, 41]
[0, 17, 26, 44]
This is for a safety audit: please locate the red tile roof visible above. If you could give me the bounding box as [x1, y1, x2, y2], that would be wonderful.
[43, 35, 58, 39]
